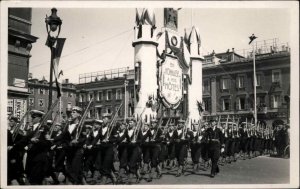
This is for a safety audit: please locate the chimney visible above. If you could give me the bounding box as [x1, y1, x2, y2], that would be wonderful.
[65, 79, 69, 84]
[232, 48, 235, 62]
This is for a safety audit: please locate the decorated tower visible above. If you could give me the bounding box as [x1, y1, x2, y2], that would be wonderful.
[185, 27, 204, 124]
[133, 8, 203, 125]
[132, 8, 158, 121]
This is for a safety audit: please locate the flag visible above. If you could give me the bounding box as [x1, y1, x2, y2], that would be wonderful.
[249, 34, 257, 45]
[52, 38, 66, 98]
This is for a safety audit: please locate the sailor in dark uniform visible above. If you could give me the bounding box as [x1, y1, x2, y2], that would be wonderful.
[61, 106, 87, 184]
[96, 113, 117, 184]
[174, 119, 188, 177]
[139, 122, 151, 180]
[116, 121, 129, 183]
[83, 119, 102, 180]
[51, 122, 67, 183]
[204, 119, 224, 178]
[188, 122, 202, 173]
[148, 118, 163, 181]
[25, 110, 52, 185]
[165, 123, 176, 169]
[126, 118, 142, 184]
[7, 116, 26, 185]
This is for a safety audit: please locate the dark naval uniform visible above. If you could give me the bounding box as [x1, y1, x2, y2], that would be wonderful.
[205, 126, 224, 177]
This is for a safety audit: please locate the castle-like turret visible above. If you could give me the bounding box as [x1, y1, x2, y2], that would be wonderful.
[132, 8, 158, 121]
[185, 26, 204, 123]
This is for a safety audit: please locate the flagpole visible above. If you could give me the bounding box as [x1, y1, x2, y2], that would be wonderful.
[48, 47, 54, 111]
[252, 42, 257, 128]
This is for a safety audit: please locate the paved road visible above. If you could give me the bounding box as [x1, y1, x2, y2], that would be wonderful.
[80, 155, 289, 185]
[145, 156, 290, 185]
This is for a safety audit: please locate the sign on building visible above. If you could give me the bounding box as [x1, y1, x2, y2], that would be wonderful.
[159, 54, 183, 109]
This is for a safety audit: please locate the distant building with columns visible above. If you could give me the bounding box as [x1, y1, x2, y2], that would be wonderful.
[202, 40, 290, 127]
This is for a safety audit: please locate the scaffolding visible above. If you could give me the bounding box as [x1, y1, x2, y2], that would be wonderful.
[79, 67, 132, 84]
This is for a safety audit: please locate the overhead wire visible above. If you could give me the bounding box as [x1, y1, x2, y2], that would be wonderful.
[30, 28, 132, 69]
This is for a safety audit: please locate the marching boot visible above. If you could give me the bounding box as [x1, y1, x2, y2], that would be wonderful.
[216, 165, 220, 175]
[156, 165, 162, 179]
[233, 153, 237, 162]
[110, 171, 117, 185]
[135, 169, 142, 184]
[118, 168, 126, 184]
[193, 164, 198, 174]
[81, 177, 87, 185]
[127, 173, 133, 185]
[176, 165, 183, 177]
[147, 167, 156, 182]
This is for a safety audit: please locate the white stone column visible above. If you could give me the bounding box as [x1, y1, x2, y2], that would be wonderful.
[188, 56, 203, 124]
[132, 25, 158, 122]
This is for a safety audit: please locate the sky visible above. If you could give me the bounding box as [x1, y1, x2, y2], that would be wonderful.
[29, 6, 291, 84]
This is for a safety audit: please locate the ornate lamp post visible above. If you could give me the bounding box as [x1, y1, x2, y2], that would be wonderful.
[45, 8, 62, 110]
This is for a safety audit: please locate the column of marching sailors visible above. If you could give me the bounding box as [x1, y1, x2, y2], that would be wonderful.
[7, 106, 287, 185]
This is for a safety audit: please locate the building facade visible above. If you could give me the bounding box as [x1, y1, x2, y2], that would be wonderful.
[76, 67, 135, 120]
[202, 41, 290, 127]
[28, 77, 77, 121]
[7, 8, 38, 119]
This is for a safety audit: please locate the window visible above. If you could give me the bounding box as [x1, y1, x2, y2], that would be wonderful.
[238, 97, 246, 110]
[203, 98, 210, 111]
[257, 96, 265, 105]
[203, 79, 210, 93]
[39, 88, 44, 95]
[88, 93, 94, 101]
[107, 90, 112, 100]
[79, 94, 83, 102]
[89, 110, 93, 118]
[116, 89, 122, 100]
[96, 108, 102, 119]
[29, 88, 34, 94]
[29, 98, 34, 106]
[39, 99, 44, 107]
[271, 95, 281, 108]
[98, 91, 103, 101]
[221, 78, 230, 90]
[7, 99, 13, 115]
[272, 70, 281, 83]
[255, 74, 261, 87]
[237, 76, 244, 88]
[222, 98, 230, 111]
[106, 106, 112, 114]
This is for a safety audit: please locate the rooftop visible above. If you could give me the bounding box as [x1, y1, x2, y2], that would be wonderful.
[78, 67, 134, 84]
[203, 38, 290, 66]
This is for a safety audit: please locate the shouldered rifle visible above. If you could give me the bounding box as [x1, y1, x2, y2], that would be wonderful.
[152, 115, 164, 140]
[12, 109, 30, 142]
[49, 110, 60, 138]
[217, 115, 221, 128]
[33, 98, 60, 139]
[225, 115, 229, 138]
[105, 101, 124, 141]
[132, 106, 147, 142]
[181, 112, 190, 140]
[232, 115, 235, 138]
[75, 98, 94, 140]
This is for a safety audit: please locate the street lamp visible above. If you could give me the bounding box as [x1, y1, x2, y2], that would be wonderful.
[45, 8, 62, 111]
